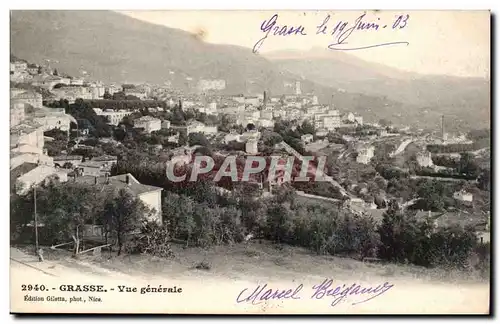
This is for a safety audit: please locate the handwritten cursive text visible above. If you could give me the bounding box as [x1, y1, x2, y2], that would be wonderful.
[236, 283, 303, 304]
[325, 13, 410, 50]
[252, 14, 307, 53]
[253, 12, 410, 52]
[310, 279, 394, 306]
[236, 279, 394, 307]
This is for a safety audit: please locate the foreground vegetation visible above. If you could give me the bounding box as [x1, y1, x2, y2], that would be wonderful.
[11, 179, 489, 273]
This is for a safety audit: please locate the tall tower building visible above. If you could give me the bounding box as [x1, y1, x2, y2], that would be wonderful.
[295, 81, 301, 95]
[441, 115, 446, 141]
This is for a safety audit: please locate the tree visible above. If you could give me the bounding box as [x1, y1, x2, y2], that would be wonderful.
[163, 192, 195, 246]
[103, 189, 150, 255]
[35, 182, 99, 254]
[299, 120, 315, 135]
[458, 152, 480, 178]
[416, 179, 446, 211]
[261, 131, 283, 147]
[62, 162, 74, 169]
[178, 131, 188, 146]
[67, 99, 112, 138]
[188, 132, 209, 147]
[478, 169, 491, 191]
[103, 91, 112, 100]
[10, 192, 35, 241]
[377, 201, 416, 262]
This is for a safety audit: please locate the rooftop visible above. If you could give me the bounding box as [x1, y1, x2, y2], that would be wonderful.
[11, 162, 38, 180]
[80, 161, 107, 168]
[53, 155, 83, 161]
[12, 90, 42, 99]
[73, 173, 162, 196]
[135, 116, 161, 122]
[16, 164, 57, 185]
[10, 119, 44, 135]
[414, 210, 487, 229]
[92, 155, 118, 162]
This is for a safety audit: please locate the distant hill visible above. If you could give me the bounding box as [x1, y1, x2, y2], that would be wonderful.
[11, 10, 304, 96]
[265, 48, 490, 131]
[10, 11, 490, 131]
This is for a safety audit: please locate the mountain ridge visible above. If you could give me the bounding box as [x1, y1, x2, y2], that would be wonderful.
[10, 10, 490, 131]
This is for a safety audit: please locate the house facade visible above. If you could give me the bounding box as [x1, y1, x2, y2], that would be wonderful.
[134, 116, 162, 133]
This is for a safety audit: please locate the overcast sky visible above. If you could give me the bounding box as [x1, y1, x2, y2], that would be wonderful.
[120, 10, 490, 78]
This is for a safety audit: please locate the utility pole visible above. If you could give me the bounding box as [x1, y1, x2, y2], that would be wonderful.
[33, 186, 39, 253]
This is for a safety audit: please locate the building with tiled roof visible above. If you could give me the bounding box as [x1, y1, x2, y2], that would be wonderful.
[73, 173, 163, 223]
[134, 116, 162, 133]
[11, 90, 43, 109]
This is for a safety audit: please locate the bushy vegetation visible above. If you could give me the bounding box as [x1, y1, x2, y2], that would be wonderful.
[11, 174, 487, 270]
[10, 181, 157, 257]
[127, 221, 174, 257]
[378, 202, 478, 268]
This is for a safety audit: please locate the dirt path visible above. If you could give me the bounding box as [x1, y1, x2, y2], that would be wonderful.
[10, 246, 490, 314]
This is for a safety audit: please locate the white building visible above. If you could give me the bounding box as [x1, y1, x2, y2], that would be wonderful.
[33, 107, 77, 132]
[124, 88, 147, 100]
[11, 120, 45, 151]
[356, 145, 375, 164]
[167, 133, 180, 144]
[197, 79, 226, 92]
[186, 120, 218, 135]
[416, 151, 434, 168]
[295, 81, 302, 95]
[10, 60, 28, 73]
[93, 108, 132, 126]
[246, 139, 259, 155]
[240, 130, 261, 142]
[354, 116, 363, 125]
[134, 116, 162, 133]
[10, 103, 26, 127]
[257, 118, 275, 128]
[453, 190, 473, 202]
[71, 78, 84, 86]
[161, 120, 171, 130]
[205, 102, 217, 115]
[314, 109, 341, 131]
[224, 132, 242, 144]
[11, 90, 43, 109]
[301, 134, 314, 144]
[51, 86, 93, 102]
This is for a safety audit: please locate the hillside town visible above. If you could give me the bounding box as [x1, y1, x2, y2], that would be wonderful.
[10, 52, 490, 271]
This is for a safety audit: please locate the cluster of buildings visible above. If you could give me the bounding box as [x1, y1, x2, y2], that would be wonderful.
[10, 54, 489, 247]
[197, 79, 226, 92]
[10, 107, 70, 194]
[10, 58, 165, 224]
[10, 84, 80, 194]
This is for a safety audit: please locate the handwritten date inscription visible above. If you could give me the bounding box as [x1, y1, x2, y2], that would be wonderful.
[253, 13, 410, 53]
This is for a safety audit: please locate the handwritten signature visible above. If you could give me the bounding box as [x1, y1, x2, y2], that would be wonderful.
[236, 279, 394, 307]
[253, 13, 410, 53]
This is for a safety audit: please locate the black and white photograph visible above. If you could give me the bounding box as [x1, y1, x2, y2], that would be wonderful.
[9, 9, 491, 314]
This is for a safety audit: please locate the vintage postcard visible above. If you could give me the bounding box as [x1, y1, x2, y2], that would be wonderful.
[9, 10, 490, 314]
